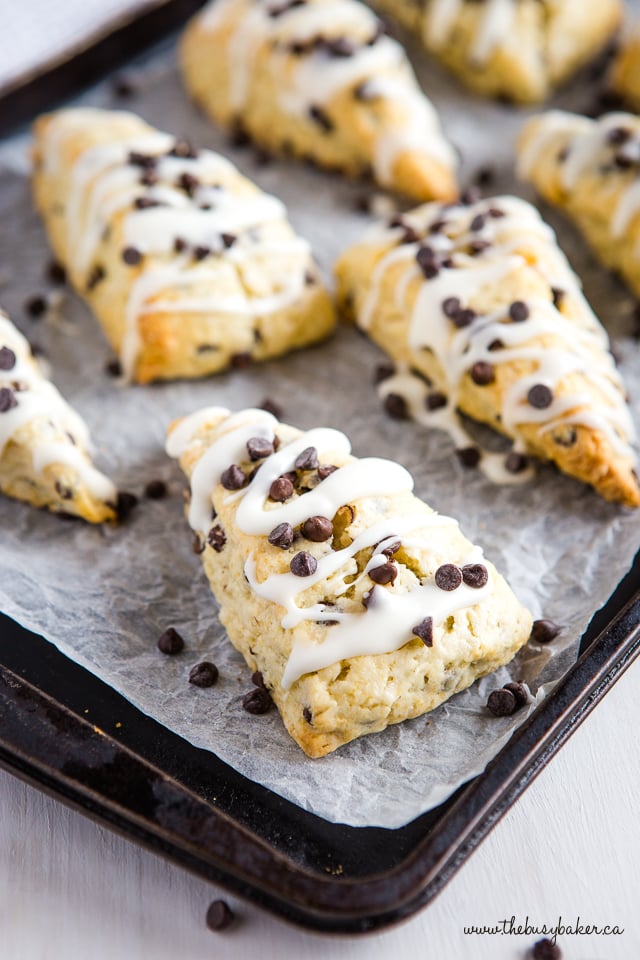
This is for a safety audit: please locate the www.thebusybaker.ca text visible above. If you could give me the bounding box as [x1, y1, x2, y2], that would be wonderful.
[463, 915, 624, 942]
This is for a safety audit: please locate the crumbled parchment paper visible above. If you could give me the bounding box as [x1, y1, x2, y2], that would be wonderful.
[0, 30, 638, 829]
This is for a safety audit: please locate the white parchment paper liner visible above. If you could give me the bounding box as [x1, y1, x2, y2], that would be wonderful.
[0, 34, 638, 828]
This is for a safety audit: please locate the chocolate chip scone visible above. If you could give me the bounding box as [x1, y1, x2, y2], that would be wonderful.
[335, 194, 639, 507]
[167, 405, 532, 758]
[32, 107, 335, 384]
[0, 310, 117, 522]
[179, 0, 458, 202]
[608, 29, 640, 111]
[373, 0, 622, 104]
[518, 110, 640, 303]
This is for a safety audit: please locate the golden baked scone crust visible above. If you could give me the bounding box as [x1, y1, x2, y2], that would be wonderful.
[32, 107, 335, 384]
[518, 110, 640, 304]
[180, 0, 458, 202]
[167, 406, 532, 757]
[609, 29, 640, 111]
[374, 0, 622, 104]
[334, 194, 639, 507]
[0, 310, 117, 522]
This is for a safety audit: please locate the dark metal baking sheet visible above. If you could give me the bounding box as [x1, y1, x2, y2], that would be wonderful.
[1, 0, 640, 934]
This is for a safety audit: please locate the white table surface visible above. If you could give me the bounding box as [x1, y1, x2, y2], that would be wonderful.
[1, 657, 638, 960]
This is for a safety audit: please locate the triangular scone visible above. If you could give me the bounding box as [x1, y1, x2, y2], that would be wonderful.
[334, 195, 639, 507]
[373, 0, 621, 104]
[31, 108, 335, 384]
[166, 406, 532, 757]
[0, 311, 117, 522]
[518, 111, 640, 301]
[179, 0, 458, 202]
[609, 29, 640, 111]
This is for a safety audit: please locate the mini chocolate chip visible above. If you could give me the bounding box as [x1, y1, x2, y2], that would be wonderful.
[488, 338, 504, 352]
[206, 899, 234, 931]
[178, 171, 199, 195]
[139, 169, 158, 187]
[122, 246, 142, 266]
[221, 232, 236, 248]
[412, 616, 433, 646]
[193, 245, 211, 261]
[527, 384, 553, 409]
[242, 686, 273, 714]
[220, 465, 246, 490]
[46, 260, 67, 285]
[174, 236, 188, 253]
[470, 213, 487, 232]
[426, 391, 448, 411]
[134, 196, 160, 210]
[374, 361, 396, 384]
[317, 464, 338, 480]
[87, 264, 106, 290]
[442, 296, 461, 318]
[302, 515, 333, 542]
[531, 938, 562, 960]
[290, 551, 317, 577]
[268, 522, 294, 548]
[309, 105, 334, 132]
[551, 287, 565, 308]
[383, 392, 409, 420]
[189, 661, 219, 687]
[0, 347, 16, 370]
[452, 308, 477, 329]
[325, 36, 356, 57]
[25, 294, 47, 318]
[128, 151, 157, 169]
[461, 186, 481, 205]
[504, 681, 528, 708]
[470, 361, 495, 386]
[252, 670, 266, 689]
[230, 351, 252, 369]
[105, 358, 122, 377]
[158, 627, 184, 655]
[369, 562, 397, 585]
[259, 397, 283, 418]
[469, 239, 491, 255]
[269, 476, 294, 501]
[116, 491, 138, 520]
[488, 206, 506, 218]
[192, 534, 205, 554]
[435, 564, 462, 591]
[295, 446, 319, 470]
[475, 166, 495, 187]
[416, 250, 440, 279]
[247, 436, 274, 460]
[207, 524, 227, 553]
[607, 126, 632, 146]
[456, 447, 481, 468]
[531, 619, 561, 643]
[505, 451, 529, 473]
[54, 481, 72, 500]
[303, 706, 313, 723]
[487, 688, 517, 717]
[429, 217, 448, 234]
[144, 479, 167, 499]
[461, 563, 488, 588]
[509, 300, 530, 322]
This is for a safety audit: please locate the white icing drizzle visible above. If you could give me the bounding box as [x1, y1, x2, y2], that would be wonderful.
[519, 111, 640, 242]
[42, 110, 312, 380]
[0, 313, 116, 502]
[424, 0, 514, 64]
[167, 407, 494, 688]
[196, 0, 456, 183]
[351, 195, 636, 476]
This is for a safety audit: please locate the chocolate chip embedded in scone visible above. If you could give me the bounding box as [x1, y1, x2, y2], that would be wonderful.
[166, 405, 532, 757]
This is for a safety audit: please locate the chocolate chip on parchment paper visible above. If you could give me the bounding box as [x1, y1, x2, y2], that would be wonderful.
[189, 661, 219, 688]
[157, 627, 184, 656]
[206, 899, 235, 932]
